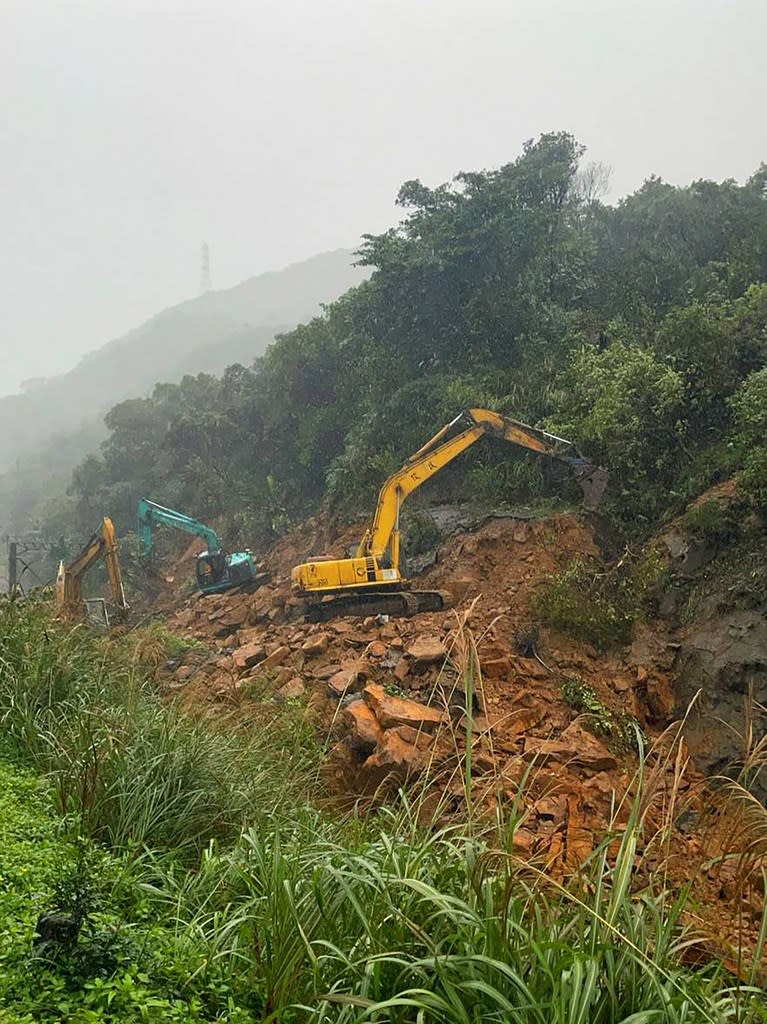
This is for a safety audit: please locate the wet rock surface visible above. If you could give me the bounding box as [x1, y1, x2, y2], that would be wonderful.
[649, 481, 767, 800]
[674, 601, 767, 795]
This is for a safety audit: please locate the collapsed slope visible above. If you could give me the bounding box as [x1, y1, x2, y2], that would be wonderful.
[131, 501, 767, 966]
[161, 514, 681, 863]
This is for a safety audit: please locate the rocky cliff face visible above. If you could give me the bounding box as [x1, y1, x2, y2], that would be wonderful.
[653, 493, 767, 799]
[675, 596, 767, 797]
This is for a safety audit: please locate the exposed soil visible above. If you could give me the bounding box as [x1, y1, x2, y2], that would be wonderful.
[143, 503, 767, 973]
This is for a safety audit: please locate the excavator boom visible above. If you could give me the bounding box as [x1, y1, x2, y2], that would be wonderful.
[363, 408, 605, 563]
[55, 516, 128, 623]
[138, 499, 222, 559]
[137, 498, 268, 595]
[291, 407, 606, 619]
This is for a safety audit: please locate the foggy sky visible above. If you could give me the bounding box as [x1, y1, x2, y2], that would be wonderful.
[2, 0, 765, 397]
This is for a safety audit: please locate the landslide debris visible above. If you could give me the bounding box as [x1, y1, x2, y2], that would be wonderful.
[140, 502, 767, 967]
[158, 512, 686, 876]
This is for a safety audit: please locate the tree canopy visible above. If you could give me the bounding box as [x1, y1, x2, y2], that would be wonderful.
[32, 132, 767, 552]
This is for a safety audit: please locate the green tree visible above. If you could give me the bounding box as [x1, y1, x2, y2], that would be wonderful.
[550, 340, 687, 523]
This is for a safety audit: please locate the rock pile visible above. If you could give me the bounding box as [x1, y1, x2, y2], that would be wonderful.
[157, 512, 685, 874]
[143, 504, 767, 963]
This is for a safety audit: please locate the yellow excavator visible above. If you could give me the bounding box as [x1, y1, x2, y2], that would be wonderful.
[291, 408, 607, 620]
[55, 517, 129, 625]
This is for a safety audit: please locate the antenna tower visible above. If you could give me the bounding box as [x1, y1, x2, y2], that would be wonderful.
[199, 241, 212, 293]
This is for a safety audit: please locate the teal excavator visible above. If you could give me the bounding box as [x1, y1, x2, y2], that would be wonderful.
[137, 498, 268, 595]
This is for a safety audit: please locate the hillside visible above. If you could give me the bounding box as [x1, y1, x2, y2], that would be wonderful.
[53, 134, 767, 554]
[44, 131, 767, 822]
[0, 249, 368, 541]
[3, 134, 767, 1020]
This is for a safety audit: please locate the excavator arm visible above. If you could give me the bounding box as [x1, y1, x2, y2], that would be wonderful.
[291, 406, 607, 618]
[56, 517, 128, 622]
[360, 408, 607, 565]
[358, 415, 489, 570]
[137, 498, 222, 558]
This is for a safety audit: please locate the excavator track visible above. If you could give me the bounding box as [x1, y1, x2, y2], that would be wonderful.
[304, 588, 452, 623]
[202, 570, 271, 596]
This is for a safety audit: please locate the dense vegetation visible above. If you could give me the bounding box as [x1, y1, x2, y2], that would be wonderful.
[35, 132, 767, 561]
[0, 250, 366, 586]
[2, 598, 767, 1022]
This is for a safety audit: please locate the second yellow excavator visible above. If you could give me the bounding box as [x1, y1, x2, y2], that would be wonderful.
[55, 517, 129, 625]
[291, 408, 607, 620]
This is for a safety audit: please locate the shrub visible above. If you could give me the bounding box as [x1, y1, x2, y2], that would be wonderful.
[560, 677, 640, 752]
[0, 758, 258, 1023]
[548, 340, 688, 524]
[730, 367, 767, 514]
[533, 552, 664, 649]
[122, 621, 208, 668]
[681, 498, 743, 548]
[739, 448, 767, 514]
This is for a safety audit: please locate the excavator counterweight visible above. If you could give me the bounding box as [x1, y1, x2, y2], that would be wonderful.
[291, 407, 607, 620]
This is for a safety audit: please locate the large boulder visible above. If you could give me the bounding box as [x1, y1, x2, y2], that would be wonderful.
[302, 632, 331, 656]
[674, 604, 767, 796]
[344, 702, 384, 754]
[360, 729, 426, 788]
[363, 683, 446, 732]
[406, 635, 447, 671]
[523, 722, 617, 773]
[328, 666, 364, 699]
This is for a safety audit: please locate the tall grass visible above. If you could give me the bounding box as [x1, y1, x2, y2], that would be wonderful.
[144, 793, 766, 1023]
[2, 597, 767, 1022]
[0, 598, 318, 860]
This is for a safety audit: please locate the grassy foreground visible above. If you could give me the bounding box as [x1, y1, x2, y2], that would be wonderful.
[0, 598, 765, 1023]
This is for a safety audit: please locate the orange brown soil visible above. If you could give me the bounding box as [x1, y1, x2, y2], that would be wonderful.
[148, 508, 765, 973]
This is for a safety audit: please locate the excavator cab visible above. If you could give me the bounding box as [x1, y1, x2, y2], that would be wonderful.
[83, 598, 111, 630]
[138, 498, 268, 596]
[195, 550, 227, 589]
[195, 549, 259, 594]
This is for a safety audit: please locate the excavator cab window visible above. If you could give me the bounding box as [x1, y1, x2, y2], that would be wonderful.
[84, 598, 110, 630]
[196, 551, 228, 589]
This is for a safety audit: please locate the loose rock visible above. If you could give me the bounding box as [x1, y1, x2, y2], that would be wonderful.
[363, 683, 446, 732]
[302, 633, 330, 656]
[277, 678, 305, 701]
[344, 702, 384, 753]
[232, 641, 266, 672]
[406, 635, 447, 670]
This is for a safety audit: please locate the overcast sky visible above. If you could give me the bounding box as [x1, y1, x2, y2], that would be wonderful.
[1, 0, 765, 396]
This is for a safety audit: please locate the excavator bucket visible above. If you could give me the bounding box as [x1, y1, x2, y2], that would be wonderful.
[574, 463, 609, 511]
